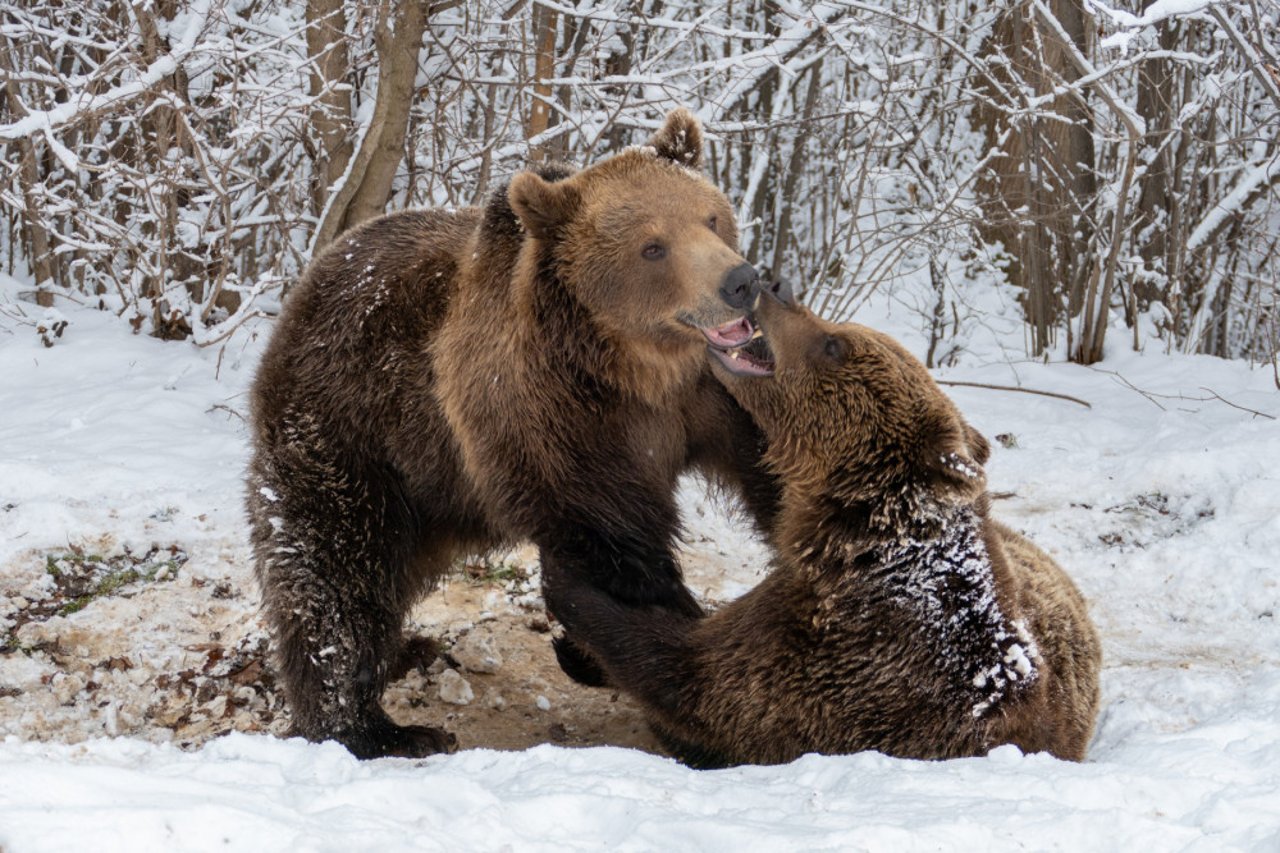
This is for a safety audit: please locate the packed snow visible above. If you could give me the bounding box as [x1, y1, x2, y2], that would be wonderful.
[2, 272, 1279, 850]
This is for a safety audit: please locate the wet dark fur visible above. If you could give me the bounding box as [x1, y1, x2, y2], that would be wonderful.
[547, 298, 1102, 767]
[246, 111, 778, 759]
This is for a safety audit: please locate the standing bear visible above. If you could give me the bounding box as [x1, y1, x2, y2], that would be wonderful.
[546, 288, 1102, 767]
[246, 110, 779, 759]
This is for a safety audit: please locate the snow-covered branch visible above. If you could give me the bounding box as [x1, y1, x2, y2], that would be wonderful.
[0, 0, 1274, 363]
[0, 3, 211, 142]
[1187, 155, 1280, 251]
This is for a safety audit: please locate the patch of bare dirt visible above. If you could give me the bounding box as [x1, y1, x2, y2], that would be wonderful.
[0, 544, 659, 757]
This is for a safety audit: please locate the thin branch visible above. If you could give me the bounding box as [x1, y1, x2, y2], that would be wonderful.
[1196, 387, 1277, 420]
[934, 380, 1093, 409]
[1206, 5, 1280, 112]
[205, 402, 248, 423]
[0, 6, 210, 141]
[1087, 367, 1168, 410]
[1087, 368, 1278, 419]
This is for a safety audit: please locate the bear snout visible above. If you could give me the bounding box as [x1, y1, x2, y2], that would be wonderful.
[719, 263, 761, 311]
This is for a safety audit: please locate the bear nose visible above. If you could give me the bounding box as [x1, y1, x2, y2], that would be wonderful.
[765, 278, 797, 307]
[719, 263, 760, 310]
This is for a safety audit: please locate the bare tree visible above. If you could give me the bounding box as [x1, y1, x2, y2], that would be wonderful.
[0, 0, 1274, 366]
[310, 0, 432, 253]
[306, 0, 355, 217]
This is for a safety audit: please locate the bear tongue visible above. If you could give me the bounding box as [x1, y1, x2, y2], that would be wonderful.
[702, 316, 755, 348]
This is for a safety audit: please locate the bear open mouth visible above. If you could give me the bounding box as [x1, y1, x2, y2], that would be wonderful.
[699, 316, 756, 349]
[708, 331, 775, 377]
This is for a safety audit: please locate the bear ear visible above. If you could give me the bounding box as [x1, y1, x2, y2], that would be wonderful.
[648, 107, 704, 169]
[928, 424, 987, 503]
[965, 424, 991, 466]
[509, 171, 581, 239]
[931, 446, 986, 503]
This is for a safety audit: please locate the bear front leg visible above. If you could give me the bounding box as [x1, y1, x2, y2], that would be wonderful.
[538, 524, 704, 616]
[550, 633, 609, 688]
[541, 572, 696, 718]
[538, 524, 703, 686]
[247, 457, 455, 760]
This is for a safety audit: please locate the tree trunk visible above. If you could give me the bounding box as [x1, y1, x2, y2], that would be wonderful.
[973, 0, 1096, 356]
[1, 46, 55, 302]
[1133, 14, 1181, 313]
[342, 0, 428, 227]
[310, 0, 429, 253]
[525, 4, 558, 162]
[770, 59, 822, 284]
[746, 0, 781, 266]
[306, 0, 355, 218]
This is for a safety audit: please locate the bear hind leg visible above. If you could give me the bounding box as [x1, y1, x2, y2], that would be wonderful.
[267, 577, 455, 759]
[249, 453, 454, 759]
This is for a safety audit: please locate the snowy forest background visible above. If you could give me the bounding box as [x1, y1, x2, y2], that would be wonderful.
[2, 3, 1280, 846]
[1, 0, 1277, 371]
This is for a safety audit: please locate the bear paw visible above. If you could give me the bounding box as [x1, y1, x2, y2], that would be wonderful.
[339, 717, 458, 760]
[552, 633, 610, 688]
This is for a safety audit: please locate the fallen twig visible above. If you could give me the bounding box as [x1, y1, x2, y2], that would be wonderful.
[935, 380, 1093, 409]
[1197, 387, 1277, 421]
[206, 403, 247, 424]
[1087, 367, 1277, 419]
[1088, 367, 1167, 411]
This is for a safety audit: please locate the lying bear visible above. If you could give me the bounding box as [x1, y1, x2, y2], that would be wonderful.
[546, 288, 1102, 767]
[246, 110, 779, 759]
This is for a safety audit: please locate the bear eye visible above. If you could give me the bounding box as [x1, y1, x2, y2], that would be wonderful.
[641, 242, 667, 261]
[707, 215, 718, 231]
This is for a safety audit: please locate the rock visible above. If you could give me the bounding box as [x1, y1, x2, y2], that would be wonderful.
[103, 700, 121, 736]
[15, 618, 61, 648]
[452, 632, 503, 674]
[437, 669, 474, 705]
[482, 688, 506, 711]
[52, 673, 85, 705]
[206, 694, 229, 719]
[535, 694, 551, 711]
[150, 704, 188, 728]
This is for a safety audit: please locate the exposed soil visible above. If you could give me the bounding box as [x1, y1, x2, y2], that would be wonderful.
[0, 541, 666, 757]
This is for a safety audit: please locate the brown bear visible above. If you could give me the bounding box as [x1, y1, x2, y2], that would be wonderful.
[545, 287, 1102, 767]
[245, 109, 779, 759]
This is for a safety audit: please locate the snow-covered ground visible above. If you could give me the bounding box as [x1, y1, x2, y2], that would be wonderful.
[2, 273, 1278, 851]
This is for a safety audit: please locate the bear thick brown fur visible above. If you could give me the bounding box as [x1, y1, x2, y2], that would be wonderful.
[245, 110, 779, 759]
[546, 290, 1102, 767]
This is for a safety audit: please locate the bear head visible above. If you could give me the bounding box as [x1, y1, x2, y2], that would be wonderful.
[507, 109, 762, 382]
[708, 291, 991, 541]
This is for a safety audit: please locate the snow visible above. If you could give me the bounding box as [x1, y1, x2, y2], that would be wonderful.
[3, 732, 1279, 850]
[2, 269, 1280, 849]
[0, 2, 211, 142]
[876, 503, 1045, 721]
[1186, 155, 1280, 251]
[1089, 0, 1220, 31]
